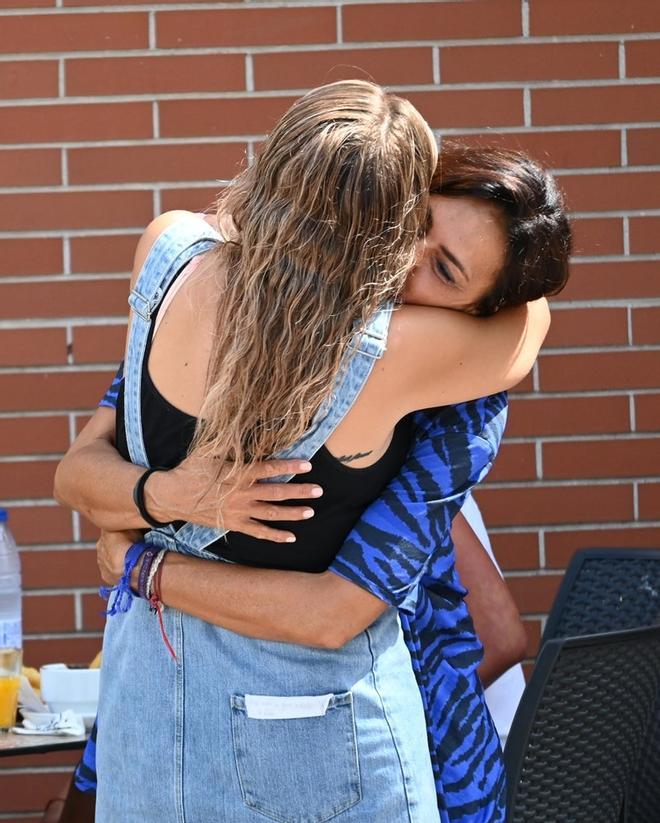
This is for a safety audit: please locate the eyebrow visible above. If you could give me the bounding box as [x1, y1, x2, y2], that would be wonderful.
[440, 244, 469, 282]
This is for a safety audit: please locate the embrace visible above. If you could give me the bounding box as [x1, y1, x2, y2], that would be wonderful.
[55, 80, 570, 822]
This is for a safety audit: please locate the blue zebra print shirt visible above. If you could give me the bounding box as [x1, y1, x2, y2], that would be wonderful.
[82, 365, 508, 821]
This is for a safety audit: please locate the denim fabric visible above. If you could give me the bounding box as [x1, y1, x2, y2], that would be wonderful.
[96, 217, 438, 822]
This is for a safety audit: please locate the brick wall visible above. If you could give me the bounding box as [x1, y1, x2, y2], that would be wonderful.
[1, 0, 658, 817]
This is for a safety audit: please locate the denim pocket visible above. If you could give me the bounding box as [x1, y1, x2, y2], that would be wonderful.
[230, 691, 361, 823]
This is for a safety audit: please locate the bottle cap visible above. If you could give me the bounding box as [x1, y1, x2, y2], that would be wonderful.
[0, 509, 7, 522]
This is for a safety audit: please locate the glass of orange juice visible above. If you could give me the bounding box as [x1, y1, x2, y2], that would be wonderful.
[0, 649, 21, 731]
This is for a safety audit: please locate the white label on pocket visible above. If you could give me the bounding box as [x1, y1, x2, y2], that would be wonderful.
[244, 693, 333, 720]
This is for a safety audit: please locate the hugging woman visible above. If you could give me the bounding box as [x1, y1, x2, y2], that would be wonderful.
[55, 81, 570, 822]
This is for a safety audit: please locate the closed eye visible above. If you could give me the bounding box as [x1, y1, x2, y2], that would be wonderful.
[434, 257, 455, 284]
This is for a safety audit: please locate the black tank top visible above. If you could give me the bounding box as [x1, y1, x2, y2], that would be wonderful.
[116, 277, 412, 573]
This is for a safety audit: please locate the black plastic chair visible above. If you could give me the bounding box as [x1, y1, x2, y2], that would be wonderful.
[540, 548, 660, 822]
[542, 548, 660, 644]
[504, 626, 660, 823]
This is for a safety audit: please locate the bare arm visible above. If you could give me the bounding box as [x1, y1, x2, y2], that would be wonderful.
[386, 299, 550, 413]
[452, 511, 526, 687]
[54, 406, 324, 541]
[98, 511, 519, 656]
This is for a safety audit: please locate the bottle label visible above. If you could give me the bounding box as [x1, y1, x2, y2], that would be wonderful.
[0, 619, 22, 649]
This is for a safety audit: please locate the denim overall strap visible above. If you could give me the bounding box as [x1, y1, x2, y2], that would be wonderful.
[173, 303, 395, 552]
[124, 216, 220, 469]
[123, 215, 395, 553]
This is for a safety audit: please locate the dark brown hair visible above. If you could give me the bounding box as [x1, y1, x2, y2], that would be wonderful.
[431, 141, 572, 315]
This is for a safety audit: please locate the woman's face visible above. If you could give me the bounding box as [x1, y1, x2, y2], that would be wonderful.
[403, 194, 508, 313]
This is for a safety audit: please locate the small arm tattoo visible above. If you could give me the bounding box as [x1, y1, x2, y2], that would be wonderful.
[337, 450, 373, 465]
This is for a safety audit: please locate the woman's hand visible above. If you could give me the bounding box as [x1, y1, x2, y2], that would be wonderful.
[146, 452, 323, 542]
[97, 529, 143, 586]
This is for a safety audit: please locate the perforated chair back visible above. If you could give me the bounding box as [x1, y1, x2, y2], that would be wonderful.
[540, 548, 660, 822]
[542, 548, 660, 643]
[504, 626, 660, 823]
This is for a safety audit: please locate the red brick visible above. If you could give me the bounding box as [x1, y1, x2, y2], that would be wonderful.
[559, 171, 660, 212]
[509, 372, 534, 394]
[79, 516, 99, 542]
[0, 459, 57, 498]
[0, 279, 128, 320]
[633, 308, 660, 345]
[22, 548, 100, 589]
[530, 0, 660, 35]
[639, 483, 660, 520]
[545, 527, 660, 569]
[629, 217, 660, 255]
[533, 85, 660, 126]
[82, 592, 106, 631]
[344, 1, 521, 42]
[23, 594, 75, 633]
[0, 190, 152, 232]
[0, 329, 67, 367]
[561, 261, 660, 301]
[488, 531, 540, 571]
[522, 617, 543, 657]
[253, 47, 433, 91]
[73, 325, 125, 363]
[507, 395, 631, 438]
[0, 772, 68, 815]
[0, 102, 152, 144]
[0, 370, 116, 413]
[69, 142, 247, 184]
[0, 0, 54, 6]
[0, 148, 61, 187]
[406, 89, 524, 129]
[0, 59, 58, 98]
[22, 636, 102, 669]
[539, 351, 660, 392]
[66, 53, 245, 96]
[64, 0, 229, 4]
[0, 11, 147, 53]
[2, 505, 72, 544]
[571, 218, 623, 257]
[451, 130, 621, 169]
[488, 442, 536, 482]
[442, 42, 618, 83]
[545, 307, 628, 348]
[636, 394, 660, 433]
[160, 96, 296, 138]
[543, 437, 660, 480]
[626, 40, 660, 77]
[74, 414, 93, 436]
[157, 7, 335, 48]
[505, 573, 564, 613]
[628, 128, 660, 165]
[0, 238, 62, 277]
[160, 187, 220, 213]
[476, 483, 633, 527]
[0, 416, 69, 456]
[70, 234, 137, 274]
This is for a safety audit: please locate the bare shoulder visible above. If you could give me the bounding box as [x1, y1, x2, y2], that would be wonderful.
[129, 210, 197, 288]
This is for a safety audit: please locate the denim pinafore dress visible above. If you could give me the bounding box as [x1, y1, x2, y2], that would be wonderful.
[95, 217, 440, 823]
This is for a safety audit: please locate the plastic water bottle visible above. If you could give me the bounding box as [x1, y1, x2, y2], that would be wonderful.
[0, 509, 22, 730]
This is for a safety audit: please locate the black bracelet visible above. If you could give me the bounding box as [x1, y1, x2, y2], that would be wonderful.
[133, 467, 170, 529]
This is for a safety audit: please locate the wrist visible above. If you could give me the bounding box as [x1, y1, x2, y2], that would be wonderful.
[143, 469, 176, 524]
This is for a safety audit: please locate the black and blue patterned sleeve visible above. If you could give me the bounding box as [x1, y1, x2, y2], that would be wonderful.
[98, 361, 124, 409]
[328, 393, 508, 612]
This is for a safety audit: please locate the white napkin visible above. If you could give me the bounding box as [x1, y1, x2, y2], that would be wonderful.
[11, 708, 85, 737]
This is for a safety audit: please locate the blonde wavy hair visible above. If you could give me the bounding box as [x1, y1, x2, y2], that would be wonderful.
[192, 80, 436, 481]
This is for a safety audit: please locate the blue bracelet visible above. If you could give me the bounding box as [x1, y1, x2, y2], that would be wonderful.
[99, 541, 147, 617]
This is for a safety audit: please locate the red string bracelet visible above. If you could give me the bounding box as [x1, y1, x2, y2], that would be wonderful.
[148, 551, 177, 661]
